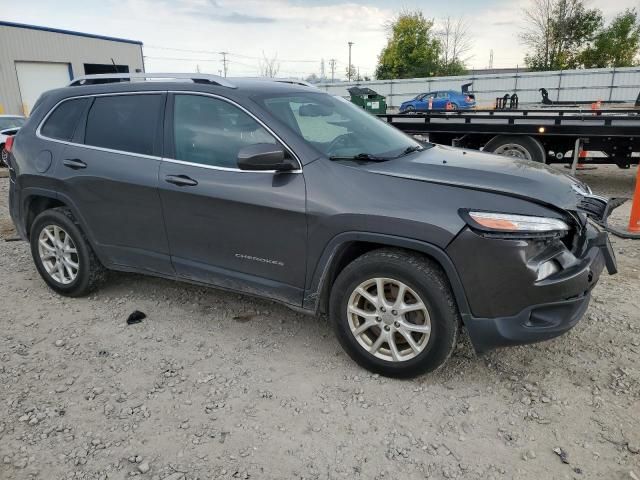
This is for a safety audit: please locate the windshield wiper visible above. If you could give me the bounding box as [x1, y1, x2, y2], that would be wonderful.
[329, 145, 425, 162]
[397, 145, 424, 157]
[328, 153, 391, 162]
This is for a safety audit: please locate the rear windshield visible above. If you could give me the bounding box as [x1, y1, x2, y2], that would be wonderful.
[0, 117, 26, 131]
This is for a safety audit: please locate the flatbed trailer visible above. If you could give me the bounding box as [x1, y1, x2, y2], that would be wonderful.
[379, 109, 640, 169]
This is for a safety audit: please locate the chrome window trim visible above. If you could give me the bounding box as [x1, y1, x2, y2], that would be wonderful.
[36, 91, 165, 160]
[35, 90, 303, 174]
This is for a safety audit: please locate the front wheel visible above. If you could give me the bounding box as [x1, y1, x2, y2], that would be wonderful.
[330, 249, 459, 378]
[30, 208, 106, 297]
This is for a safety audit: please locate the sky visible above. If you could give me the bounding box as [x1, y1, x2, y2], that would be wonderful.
[1, 0, 639, 79]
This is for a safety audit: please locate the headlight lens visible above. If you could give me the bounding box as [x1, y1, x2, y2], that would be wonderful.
[467, 211, 570, 233]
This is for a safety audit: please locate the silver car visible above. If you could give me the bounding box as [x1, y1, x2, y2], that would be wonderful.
[0, 115, 26, 166]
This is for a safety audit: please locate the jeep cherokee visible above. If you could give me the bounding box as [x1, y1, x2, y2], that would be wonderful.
[6, 73, 617, 377]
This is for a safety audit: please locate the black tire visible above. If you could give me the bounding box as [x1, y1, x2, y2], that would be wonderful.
[330, 249, 460, 378]
[449, 103, 458, 111]
[30, 208, 106, 297]
[405, 105, 416, 114]
[484, 135, 546, 163]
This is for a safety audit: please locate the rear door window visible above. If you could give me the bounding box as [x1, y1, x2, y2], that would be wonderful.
[84, 94, 163, 156]
[41, 98, 89, 141]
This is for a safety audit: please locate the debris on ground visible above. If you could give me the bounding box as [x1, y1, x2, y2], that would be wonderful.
[553, 447, 570, 464]
[126, 310, 147, 325]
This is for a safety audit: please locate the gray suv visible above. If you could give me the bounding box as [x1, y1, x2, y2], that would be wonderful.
[7, 73, 616, 377]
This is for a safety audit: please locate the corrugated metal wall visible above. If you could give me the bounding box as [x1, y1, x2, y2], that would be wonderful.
[317, 67, 640, 108]
[0, 24, 144, 115]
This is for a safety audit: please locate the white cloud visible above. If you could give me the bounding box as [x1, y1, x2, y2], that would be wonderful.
[1, 0, 637, 78]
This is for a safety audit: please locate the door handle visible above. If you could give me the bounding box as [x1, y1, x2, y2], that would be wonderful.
[63, 158, 87, 170]
[165, 174, 198, 187]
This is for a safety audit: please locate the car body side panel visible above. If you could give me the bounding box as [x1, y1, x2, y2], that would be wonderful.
[158, 164, 307, 306]
[53, 145, 172, 275]
[302, 231, 473, 318]
[301, 157, 563, 299]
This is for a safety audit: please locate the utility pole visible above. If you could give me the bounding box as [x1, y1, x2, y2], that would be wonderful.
[348, 41, 354, 81]
[329, 58, 336, 83]
[220, 51, 229, 77]
[320, 58, 325, 80]
[488, 49, 494, 70]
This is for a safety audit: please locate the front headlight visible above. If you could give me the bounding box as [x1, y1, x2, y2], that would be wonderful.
[464, 211, 570, 234]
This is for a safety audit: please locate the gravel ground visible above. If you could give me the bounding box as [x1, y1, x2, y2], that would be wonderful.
[0, 165, 638, 480]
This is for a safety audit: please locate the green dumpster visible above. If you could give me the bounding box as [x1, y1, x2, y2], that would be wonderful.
[348, 87, 387, 114]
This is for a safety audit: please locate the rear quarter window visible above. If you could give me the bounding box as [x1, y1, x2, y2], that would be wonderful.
[40, 98, 89, 141]
[84, 94, 163, 156]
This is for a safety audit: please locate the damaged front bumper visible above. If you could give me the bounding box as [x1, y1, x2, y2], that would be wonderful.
[447, 201, 617, 353]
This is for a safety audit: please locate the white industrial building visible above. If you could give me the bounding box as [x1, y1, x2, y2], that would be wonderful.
[0, 21, 144, 115]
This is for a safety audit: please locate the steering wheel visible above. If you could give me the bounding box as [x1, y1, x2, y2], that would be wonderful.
[326, 133, 359, 155]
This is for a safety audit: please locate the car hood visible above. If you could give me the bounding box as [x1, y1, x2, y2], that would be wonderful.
[364, 144, 588, 211]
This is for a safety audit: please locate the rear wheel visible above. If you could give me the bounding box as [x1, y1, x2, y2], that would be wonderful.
[30, 208, 106, 297]
[330, 249, 459, 378]
[484, 135, 546, 163]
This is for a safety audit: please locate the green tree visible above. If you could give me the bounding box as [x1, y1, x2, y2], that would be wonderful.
[375, 11, 441, 79]
[521, 0, 603, 71]
[580, 9, 640, 68]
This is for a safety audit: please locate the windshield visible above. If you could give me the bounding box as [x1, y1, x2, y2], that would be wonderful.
[0, 116, 25, 131]
[255, 92, 425, 159]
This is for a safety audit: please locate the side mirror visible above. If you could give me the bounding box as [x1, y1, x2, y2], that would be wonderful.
[237, 143, 294, 171]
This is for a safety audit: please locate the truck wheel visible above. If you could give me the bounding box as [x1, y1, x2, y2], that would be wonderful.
[484, 135, 546, 163]
[30, 208, 106, 297]
[330, 249, 459, 378]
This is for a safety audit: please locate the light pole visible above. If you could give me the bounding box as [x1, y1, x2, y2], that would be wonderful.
[348, 41, 354, 81]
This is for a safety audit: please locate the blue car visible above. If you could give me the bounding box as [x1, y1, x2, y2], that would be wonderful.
[399, 90, 476, 113]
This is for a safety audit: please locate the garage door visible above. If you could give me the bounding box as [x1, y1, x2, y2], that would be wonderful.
[15, 61, 71, 115]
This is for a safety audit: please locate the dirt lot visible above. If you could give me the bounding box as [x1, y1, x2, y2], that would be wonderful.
[0, 166, 638, 480]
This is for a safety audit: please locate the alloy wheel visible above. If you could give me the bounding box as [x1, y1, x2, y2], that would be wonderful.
[347, 277, 431, 362]
[38, 225, 79, 285]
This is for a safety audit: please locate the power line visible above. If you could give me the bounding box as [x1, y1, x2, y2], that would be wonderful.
[145, 45, 317, 63]
[144, 56, 312, 77]
[145, 55, 218, 62]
